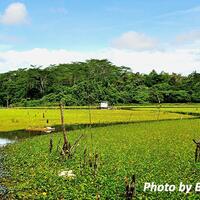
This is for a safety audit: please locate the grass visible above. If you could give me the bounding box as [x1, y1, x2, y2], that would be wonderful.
[1, 119, 200, 199]
[0, 108, 192, 132]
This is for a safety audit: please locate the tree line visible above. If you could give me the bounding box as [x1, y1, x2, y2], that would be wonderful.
[0, 59, 200, 107]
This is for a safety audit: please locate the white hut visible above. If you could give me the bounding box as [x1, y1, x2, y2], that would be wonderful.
[100, 101, 108, 109]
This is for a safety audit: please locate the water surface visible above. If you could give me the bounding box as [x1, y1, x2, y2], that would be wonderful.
[0, 138, 14, 147]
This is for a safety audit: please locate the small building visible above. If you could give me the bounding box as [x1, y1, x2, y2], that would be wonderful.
[100, 101, 108, 109]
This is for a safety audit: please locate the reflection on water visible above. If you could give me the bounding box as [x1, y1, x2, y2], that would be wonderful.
[0, 130, 47, 142]
[0, 130, 32, 140]
[0, 129, 53, 147]
[0, 130, 33, 147]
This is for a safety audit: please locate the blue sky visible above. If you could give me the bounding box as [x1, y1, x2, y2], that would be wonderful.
[0, 0, 200, 73]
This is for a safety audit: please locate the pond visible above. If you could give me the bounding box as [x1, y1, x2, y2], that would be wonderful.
[0, 131, 26, 147]
[0, 130, 48, 143]
[0, 138, 14, 147]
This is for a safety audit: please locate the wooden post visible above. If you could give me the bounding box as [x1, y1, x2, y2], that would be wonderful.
[49, 136, 53, 153]
[6, 97, 9, 108]
[156, 93, 161, 120]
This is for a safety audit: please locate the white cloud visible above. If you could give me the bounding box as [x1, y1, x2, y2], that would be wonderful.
[106, 48, 199, 74]
[0, 2, 28, 25]
[0, 47, 199, 75]
[0, 48, 93, 72]
[176, 30, 200, 44]
[111, 31, 158, 51]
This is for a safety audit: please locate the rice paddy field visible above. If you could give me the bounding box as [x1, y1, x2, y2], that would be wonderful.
[1, 105, 200, 199]
[0, 107, 192, 132]
[132, 106, 200, 114]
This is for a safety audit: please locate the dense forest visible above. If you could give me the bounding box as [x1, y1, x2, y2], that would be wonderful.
[0, 59, 200, 107]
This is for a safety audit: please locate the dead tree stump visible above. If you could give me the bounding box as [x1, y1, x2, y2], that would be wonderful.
[193, 139, 200, 162]
[96, 193, 100, 200]
[49, 137, 53, 153]
[125, 175, 136, 200]
[59, 103, 70, 156]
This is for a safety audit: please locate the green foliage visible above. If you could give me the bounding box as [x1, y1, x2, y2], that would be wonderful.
[133, 86, 150, 103]
[0, 59, 199, 106]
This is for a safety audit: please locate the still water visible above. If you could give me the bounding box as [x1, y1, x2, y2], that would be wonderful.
[0, 130, 45, 147]
[0, 138, 14, 147]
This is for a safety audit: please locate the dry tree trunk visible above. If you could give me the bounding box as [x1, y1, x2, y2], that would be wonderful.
[59, 103, 70, 155]
[125, 175, 136, 200]
[59, 102, 83, 158]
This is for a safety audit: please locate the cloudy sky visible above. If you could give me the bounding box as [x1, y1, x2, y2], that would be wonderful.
[0, 0, 200, 74]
